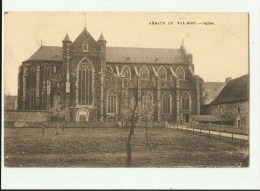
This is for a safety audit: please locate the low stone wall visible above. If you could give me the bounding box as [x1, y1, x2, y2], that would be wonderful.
[4, 121, 119, 128]
[46, 121, 119, 128]
[5, 110, 47, 123]
[4, 110, 167, 128]
[4, 121, 45, 128]
[4, 110, 47, 128]
[122, 120, 167, 128]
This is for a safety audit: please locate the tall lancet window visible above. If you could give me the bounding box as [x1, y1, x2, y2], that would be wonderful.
[176, 66, 185, 80]
[158, 67, 167, 80]
[121, 66, 131, 79]
[107, 89, 117, 114]
[162, 92, 171, 114]
[78, 60, 93, 105]
[29, 66, 36, 110]
[83, 41, 88, 52]
[182, 92, 191, 111]
[140, 66, 149, 79]
[142, 92, 153, 111]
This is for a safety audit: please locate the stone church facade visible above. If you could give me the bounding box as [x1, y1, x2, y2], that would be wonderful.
[17, 27, 204, 123]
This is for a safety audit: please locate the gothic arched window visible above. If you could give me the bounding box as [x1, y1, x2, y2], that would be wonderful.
[162, 92, 171, 114]
[182, 92, 191, 111]
[142, 92, 153, 111]
[30, 66, 36, 89]
[158, 67, 167, 80]
[78, 60, 93, 105]
[83, 41, 88, 52]
[121, 66, 131, 79]
[140, 66, 149, 79]
[107, 89, 117, 114]
[106, 65, 114, 73]
[176, 66, 185, 80]
[29, 66, 36, 110]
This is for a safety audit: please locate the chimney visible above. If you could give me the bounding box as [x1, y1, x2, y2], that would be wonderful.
[225, 77, 232, 83]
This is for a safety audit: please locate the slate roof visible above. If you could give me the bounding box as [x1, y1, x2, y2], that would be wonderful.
[204, 82, 226, 105]
[98, 33, 106, 41]
[24, 46, 186, 64]
[204, 82, 225, 91]
[63, 33, 71, 42]
[210, 74, 249, 105]
[191, 115, 233, 122]
[106, 47, 186, 64]
[70, 27, 96, 49]
[25, 46, 63, 62]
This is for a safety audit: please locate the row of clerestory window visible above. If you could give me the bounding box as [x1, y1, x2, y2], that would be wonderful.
[107, 65, 186, 80]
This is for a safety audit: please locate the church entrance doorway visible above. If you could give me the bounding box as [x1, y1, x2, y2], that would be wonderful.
[76, 108, 89, 122]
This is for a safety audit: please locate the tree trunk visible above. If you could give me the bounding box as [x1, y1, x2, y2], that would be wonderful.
[145, 120, 148, 148]
[56, 122, 59, 135]
[126, 141, 132, 167]
[42, 126, 45, 139]
[126, 119, 135, 167]
[63, 121, 65, 131]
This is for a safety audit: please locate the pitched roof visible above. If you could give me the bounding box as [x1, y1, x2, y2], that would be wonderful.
[70, 27, 96, 49]
[63, 33, 71, 42]
[24, 46, 187, 64]
[204, 82, 225, 91]
[25, 46, 63, 62]
[98, 33, 106, 41]
[204, 82, 226, 105]
[210, 74, 249, 105]
[106, 47, 186, 64]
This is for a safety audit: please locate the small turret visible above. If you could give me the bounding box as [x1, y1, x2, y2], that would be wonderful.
[97, 32, 106, 51]
[62, 33, 72, 98]
[180, 38, 193, 66]
[63, 33, 71, 42]
[62, 33, 72, 51]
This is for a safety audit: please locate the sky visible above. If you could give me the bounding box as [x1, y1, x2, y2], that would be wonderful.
[4, 12, 248, 95]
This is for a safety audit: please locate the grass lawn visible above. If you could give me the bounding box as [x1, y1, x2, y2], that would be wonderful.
[4, 127, 249, 167]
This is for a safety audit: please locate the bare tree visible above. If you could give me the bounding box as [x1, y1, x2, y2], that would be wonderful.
[144, 112, 154, 148]
[120, 76, 155, 167]
[48, 95, 69, 135]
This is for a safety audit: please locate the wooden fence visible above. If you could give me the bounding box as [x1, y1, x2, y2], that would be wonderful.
[188, 123, 249, 136]
[166, 122, 249, 142]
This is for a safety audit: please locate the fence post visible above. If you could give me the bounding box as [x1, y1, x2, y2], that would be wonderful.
[209, 130, 211, 138]
[56, 123, 59, 135]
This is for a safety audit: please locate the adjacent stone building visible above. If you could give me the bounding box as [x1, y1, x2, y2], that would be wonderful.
[198, 74, 249, 127]
[17, 27, 204, 123]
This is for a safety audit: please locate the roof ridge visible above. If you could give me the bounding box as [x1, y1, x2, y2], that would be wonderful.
[210, 74, 248, 105]
[40, 45, 62, 48]
[230, 74, 249, 81]
[107, 46, 180, 50]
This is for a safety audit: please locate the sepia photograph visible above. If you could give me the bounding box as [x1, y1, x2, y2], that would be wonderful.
[3, 0, 260, 189]
[3, 12, 250, 168]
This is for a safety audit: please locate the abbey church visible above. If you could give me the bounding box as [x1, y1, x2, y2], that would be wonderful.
[17, 27, 204, 123]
